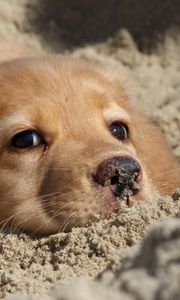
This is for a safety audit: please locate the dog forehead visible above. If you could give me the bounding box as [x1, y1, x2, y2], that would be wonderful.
[0, 57, 119, 109]
[0, 58, 129, 133]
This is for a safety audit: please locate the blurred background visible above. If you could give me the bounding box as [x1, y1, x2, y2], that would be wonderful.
[0, 0, 180, 52]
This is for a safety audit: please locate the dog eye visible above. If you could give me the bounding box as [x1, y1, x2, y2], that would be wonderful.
[109, 123, 129, 141]
[11, 130, 44, 149]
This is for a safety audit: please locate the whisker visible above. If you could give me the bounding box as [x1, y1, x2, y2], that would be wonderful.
[154, 180, 178, 194]
[60, 212, 76, 233]
[0, 215, 16, 233]
[50, 202, 72, 219]
[32, 202, 73, 234]
[152, 167, 180, 180]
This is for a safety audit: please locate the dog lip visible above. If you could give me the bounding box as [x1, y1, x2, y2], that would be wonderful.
[99, 197, 120, 217]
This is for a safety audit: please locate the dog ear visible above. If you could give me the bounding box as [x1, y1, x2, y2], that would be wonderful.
[131, 112, 180, 195]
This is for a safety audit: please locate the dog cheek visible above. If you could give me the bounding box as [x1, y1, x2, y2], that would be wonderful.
[0, 169, 36, 223]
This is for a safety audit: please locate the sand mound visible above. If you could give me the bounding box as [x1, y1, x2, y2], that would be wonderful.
[3, 190, 180, 300]
[2, 191, 180, 300]
[0, 1, 179, 299]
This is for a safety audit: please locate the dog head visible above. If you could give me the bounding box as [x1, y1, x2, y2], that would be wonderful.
[0, 56, 179, 234]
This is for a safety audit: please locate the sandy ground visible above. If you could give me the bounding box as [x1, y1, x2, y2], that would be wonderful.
[0, 1, 180, 299]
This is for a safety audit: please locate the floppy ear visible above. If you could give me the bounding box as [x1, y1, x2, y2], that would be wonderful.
[131, 112, 180, 195]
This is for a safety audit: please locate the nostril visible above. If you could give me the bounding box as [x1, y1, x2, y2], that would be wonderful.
[110, 175, 119, 185]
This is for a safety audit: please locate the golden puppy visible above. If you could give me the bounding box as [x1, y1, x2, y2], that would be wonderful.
[0, 46, 179, 234]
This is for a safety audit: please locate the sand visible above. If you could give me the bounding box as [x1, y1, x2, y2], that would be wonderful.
[0, 1, 179, 299]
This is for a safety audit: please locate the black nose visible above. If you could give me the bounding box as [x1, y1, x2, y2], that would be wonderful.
[94, 156, 141, 198]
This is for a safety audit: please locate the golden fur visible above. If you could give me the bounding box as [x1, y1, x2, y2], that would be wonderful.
[0, 45, 179, 234]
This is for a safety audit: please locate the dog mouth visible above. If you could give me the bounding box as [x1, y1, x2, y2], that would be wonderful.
[40, 160, 142, 231]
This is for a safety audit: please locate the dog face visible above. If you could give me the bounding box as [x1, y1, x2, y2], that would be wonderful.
[0, 56, 179, 234]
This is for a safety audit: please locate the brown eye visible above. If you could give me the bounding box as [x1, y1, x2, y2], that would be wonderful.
[109, 123, 129, 141]
[11, 130, 44, 149]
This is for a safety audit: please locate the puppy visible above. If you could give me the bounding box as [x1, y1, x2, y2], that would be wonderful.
[0, 48, 179, 234]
